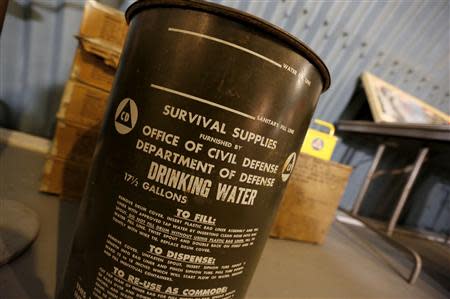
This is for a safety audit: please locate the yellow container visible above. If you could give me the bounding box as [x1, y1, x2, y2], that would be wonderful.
[300, 119, 337, 161]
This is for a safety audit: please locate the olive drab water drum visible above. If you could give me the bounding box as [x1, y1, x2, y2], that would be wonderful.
[57, 1, 330, 298]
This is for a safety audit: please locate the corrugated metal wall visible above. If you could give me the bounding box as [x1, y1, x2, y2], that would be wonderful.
[2, 0, 449, 135]
[1, 0, 449, 233]
[214, 0, 450, 122]
[1, 0, 84, 136]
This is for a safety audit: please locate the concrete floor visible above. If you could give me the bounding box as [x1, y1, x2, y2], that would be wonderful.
[1, 143, 449, 299]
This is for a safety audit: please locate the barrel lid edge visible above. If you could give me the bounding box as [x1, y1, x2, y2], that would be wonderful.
[125, 0, 331, 92]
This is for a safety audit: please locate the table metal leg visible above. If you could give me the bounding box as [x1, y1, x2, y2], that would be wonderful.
[352, 144, 386, 216]
[338, 211, 423, 284]
[387, 147, 429, 236]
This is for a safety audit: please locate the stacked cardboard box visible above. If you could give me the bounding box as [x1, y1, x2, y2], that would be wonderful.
[40, 0, 127, 200]
[271, 154, 352, 244]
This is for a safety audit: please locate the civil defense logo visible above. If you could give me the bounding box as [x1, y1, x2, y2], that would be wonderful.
[281, 152, 296, 182]
[115, 98, 138, 134]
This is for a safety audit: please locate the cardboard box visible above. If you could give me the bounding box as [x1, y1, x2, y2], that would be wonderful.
[79, 0, 128, 54]
[40, 157, 89, 199]
[71, 47, 115, 92]
[41, 120, 97, 199]
[271, 154, 352, 244]
[49, 121, 99, 164]
[78, 37, 122, 68]
[57, 80, 109, 129]
[39, 1, 126, 200]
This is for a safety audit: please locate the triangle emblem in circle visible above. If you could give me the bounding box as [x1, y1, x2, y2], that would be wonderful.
[115, 99, 133, 128]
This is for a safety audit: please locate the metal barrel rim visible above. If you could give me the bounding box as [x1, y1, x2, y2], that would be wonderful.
[125, 0, 331, 92]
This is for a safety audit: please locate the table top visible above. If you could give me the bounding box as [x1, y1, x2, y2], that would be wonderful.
[336, 120, 450, 142]
[1, 139, 449, 299]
